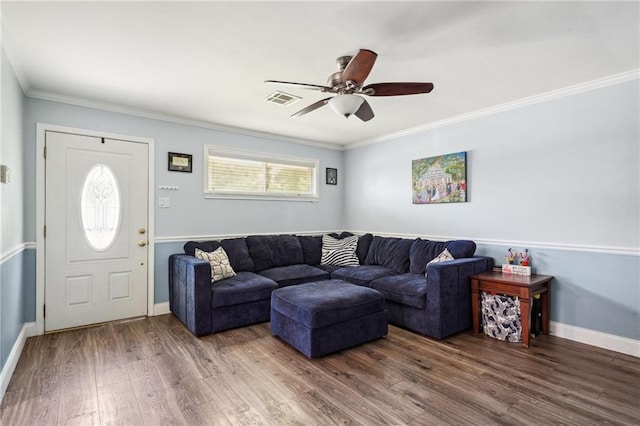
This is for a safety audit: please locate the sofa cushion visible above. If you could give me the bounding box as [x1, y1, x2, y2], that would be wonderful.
[211, 272, 278, 308]
[220, 238, 255, 272]
[444, 240, 476, 258]
[364, 237, 413, 273]
[258, 264, 330, 287]
[246, 235, 304, 271]
[321, 234, 359, 266]
[184, 240, 220, 257]
[195, 247, 236, 282]
[370, 273, 427, 309]
[356, 233, 374, 264]
[271, 280, 385, 328]
[409, 238, 477, 274]
[316, 264, 343, 274]
[331, 265, 398, 287]
[298, 235, 322, 265]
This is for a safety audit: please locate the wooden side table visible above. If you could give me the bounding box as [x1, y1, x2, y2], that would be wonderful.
[470, 271, 553, 348]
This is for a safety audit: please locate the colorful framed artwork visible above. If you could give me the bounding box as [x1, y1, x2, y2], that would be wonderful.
[412, 151, 467, 204]
[168, 152, 192, 173]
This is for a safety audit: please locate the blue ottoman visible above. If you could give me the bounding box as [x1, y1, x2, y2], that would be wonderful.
[270, 279, 388, 358]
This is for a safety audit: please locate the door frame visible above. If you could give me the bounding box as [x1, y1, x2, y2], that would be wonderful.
[35, 123, 155, 335]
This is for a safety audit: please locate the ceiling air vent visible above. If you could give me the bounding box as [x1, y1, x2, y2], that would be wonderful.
[264, 91, 302, 107]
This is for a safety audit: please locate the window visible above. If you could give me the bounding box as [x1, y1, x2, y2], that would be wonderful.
[204, 146, 319, 201]
[80, 164, 121, 250]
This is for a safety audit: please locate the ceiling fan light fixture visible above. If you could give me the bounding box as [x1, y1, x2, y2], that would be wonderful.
[268, 49, 432, 121]
[328, 94, 364, 118]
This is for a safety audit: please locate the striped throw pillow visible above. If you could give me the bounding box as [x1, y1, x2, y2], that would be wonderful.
[321, 234, 360, 267]
[195, 247, 236, 282]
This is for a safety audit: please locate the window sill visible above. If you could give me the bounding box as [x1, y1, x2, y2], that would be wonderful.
[204, 193, 319, 202]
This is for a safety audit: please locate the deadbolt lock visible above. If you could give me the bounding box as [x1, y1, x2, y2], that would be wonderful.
[138, 228, 146, 234]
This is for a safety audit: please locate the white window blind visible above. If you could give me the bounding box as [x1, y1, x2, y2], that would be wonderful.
[204, 146, 319, 201]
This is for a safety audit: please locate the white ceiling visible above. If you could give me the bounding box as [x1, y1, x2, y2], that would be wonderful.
[2, 1, 639, 148]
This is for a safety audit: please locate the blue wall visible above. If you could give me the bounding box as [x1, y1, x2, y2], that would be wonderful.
[344, 80, 640, 340]
[1, 46, 28, 374]
[21, 249, 36, 323]
[0, 249, 35, 366]
[154, 241, 185, 303]
[476, 244, 639, 340]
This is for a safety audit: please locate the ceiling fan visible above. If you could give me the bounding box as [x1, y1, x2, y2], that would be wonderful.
[265, 49, 434, 122]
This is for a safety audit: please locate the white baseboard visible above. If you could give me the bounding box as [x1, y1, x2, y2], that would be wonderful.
[550, 321, 639, 357]
[153, 302, 171, 316]
[1, 322, 37, 403]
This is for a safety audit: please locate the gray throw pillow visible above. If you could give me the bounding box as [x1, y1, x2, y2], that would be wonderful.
[195, 247, 236, 282]
[425, 248, 454, 278]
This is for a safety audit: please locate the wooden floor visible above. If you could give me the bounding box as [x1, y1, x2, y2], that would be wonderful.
[2, 315, 639, 425]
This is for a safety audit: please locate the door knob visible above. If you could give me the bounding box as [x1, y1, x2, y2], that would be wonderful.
[138, 240, 147, 247]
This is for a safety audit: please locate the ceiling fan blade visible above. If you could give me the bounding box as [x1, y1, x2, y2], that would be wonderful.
[354, 99, 374, 122]
[265, 80, 331, 91]
[291, 97, 332, 118]
[363, 82, 434, 96]
[342, 49, 378, 87]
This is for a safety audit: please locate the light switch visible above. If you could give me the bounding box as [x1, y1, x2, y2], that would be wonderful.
[158, 197, 170, 208]
[0, 165, 10, 183]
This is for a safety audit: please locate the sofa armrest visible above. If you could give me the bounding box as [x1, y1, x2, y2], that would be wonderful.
[169, 254, 213, 336]
[424, 256, 494, 339]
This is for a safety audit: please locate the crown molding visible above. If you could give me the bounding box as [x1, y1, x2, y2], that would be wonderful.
[345, 69, 640, 150]
[25, 89, 344, 151]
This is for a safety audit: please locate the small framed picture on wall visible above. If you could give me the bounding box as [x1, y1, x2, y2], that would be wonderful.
[326, 168, 337, 185]
[168, 152, 192, 173]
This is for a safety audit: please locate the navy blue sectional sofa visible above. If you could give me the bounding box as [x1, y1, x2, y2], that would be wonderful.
[168, 233, 493, 339]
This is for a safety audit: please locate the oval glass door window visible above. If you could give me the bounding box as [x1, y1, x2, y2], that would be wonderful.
[81, 164, 121, 250]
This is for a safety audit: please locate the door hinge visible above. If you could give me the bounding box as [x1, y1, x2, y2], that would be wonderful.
[44, 146, 47, 159]
[43, 304, 46, 318]
[44, 225, 47, 238]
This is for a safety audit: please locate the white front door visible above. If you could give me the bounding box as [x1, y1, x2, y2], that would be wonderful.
[45, 131, 149, 331]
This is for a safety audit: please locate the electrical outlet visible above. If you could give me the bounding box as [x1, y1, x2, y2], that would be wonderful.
[158, 197, 170, 208]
